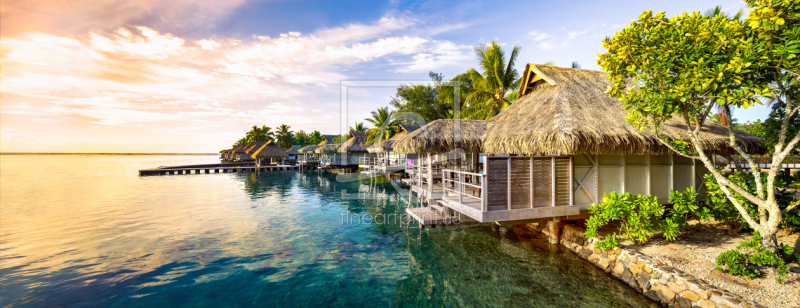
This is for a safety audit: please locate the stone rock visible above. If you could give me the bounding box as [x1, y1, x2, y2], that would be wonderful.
[608, 254, 617, 261]
[644, 266, 653, 274]
[650, 270, 661, 279]
[588, 253, 600, 262]
[623, 258, 631, 268]
[637, 277, 651, 290]
[629, 263, 640, 275]
[562, 239, 573, 248]
[668, 282, 682, 294]
[676, 296, 692, 308]
[602, 251, 608, 259]
[658, 277, 669, 285]
[681, 290, 700, 302]
[580, 248, 593, 258]
[561, 224, 585, 242]
[614, 248, 621, 255]
[613, 262, 625, 277]
[697, 299, 716, 308]
[573, 236, 584, 246]
[598, 259, 610, 270]
[637, 269, 650, 281]
[644, 290, 660, 302]
[659, 287, 676, 304]
[630, 256, 638, 265]
[620, 269, 633, 285]
[636, 261, 645, 269]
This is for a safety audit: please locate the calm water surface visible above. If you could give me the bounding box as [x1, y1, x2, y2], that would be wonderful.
[0, 155, 658, 307]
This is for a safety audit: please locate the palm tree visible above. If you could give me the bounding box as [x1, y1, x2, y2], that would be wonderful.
[245, 125, 274, 144]
[439, 40, 522, 120]
[275, 124, 294, 149]
[350, 122, 366, 132]
[235, 137, 248, 145]
[365, 107, 397, 144]
[310, 130, 323, 144]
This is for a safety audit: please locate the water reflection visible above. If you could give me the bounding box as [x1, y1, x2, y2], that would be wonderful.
[0, 156, 657, 307]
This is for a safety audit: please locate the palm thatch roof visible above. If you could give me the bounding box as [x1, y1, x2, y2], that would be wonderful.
[393, 120, 486, 154]
[482, 64, 767, 156]
[338, 130, 371, 153]
[284, 145, 302, 155]
[245, 141, 267, 154]
[315, 144, 341, 153]
[233, 144, 250, 154]
[319, 134, 339, 145]
[393, 124, 422, 140]
[251, 140, 289, 159]
[367, 140, 397, 153]
[298, 145, 321, 153]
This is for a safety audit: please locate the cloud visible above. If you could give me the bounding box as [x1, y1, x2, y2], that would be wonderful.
[537, 42, 554, 50]
[0, 15, 473, 152]
[567, 30, 587, 39]
[528, 31, 552, 41]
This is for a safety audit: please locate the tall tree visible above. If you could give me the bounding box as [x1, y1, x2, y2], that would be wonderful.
[441, 40, 522, 120]
[365, 107, 397, 144]
[598, 1, 800, 252]
[390, 72, 453, 121]
[350, 122, 366, 132]
[275, 124, 294, 149]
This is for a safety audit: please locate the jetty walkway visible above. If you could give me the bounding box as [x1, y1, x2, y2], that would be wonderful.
[139, 162, 316, 176]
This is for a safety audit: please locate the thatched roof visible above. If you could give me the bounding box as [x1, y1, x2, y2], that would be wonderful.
[482, 64, 767, 156]
[315, 144, 341, 153]
[233, 144, 250, 154]
[393, 124, 421, 140]
[367, 140, 396, 153]
[338, 130, 371, 153]
[251, 140, 289, 159]
[245, 141, 266, 154]
[393, 120, 486, 154]
[298, 145, 320, 153]
[284, 145, 302, 155]
[319, 134, 338, 145]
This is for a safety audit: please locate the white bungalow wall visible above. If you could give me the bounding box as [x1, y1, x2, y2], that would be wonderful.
[572, 154, 710, 209]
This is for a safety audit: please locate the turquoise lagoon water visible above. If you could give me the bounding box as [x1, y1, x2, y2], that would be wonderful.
[0, 155, 658, 307]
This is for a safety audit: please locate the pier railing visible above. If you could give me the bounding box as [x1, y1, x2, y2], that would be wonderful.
[442, 169, 486, 211]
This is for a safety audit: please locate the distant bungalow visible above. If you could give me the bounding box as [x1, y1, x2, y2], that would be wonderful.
[361, 124, 420, 174]
[250, 140, 289, 166]
[399, 64, 766, 228]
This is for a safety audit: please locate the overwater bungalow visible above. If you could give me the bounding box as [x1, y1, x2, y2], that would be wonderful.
[414, 64, 766, 226]
[284, 145, 302, 160]
[360, 124, 421, 174]
[338, 130, 373, 165]
[298, 144, 321, 164]
[251, 140, 289, 166]
[393, 119, 486, 204]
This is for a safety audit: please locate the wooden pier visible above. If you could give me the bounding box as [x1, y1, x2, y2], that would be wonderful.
[139, 163, 315, 176]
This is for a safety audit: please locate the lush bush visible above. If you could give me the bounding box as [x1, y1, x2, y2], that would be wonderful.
[663, 187, 712, 241]
[585, 192, 666, 248]
[703, 171, 800, 234]
[715, 232, 796, 283]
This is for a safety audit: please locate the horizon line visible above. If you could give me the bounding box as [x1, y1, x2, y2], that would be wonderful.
[0, 153, 219, 155]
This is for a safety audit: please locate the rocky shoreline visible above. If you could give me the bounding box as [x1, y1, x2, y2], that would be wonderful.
[516, 223, 776, 308]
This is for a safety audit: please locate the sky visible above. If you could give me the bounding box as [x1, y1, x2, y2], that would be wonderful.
[0, 0, 769, 153]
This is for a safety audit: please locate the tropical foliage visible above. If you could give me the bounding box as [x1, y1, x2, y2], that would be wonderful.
[597, 0, 800, 252]
[365, 107, 398, 144]
[439, 40, 522, 120]
[245, 125, 274, 144]
[275, 124, 294, 150]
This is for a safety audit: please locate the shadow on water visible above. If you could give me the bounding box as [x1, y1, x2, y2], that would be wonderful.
[2, 169, 657, 308]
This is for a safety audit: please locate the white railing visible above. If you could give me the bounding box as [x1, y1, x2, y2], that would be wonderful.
[442, 169, 486, 212]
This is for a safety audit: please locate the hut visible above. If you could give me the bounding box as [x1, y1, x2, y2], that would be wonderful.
[298, 145, 321, 163]
[284, 145, 302, 160]
[338, 130, 373, 165]
[361, 124, 421, 173]
[392, 119, 487, 202]
[251, 140, 289, 166]
[232, 143, 254, 161]
[433, 64, 766, 225]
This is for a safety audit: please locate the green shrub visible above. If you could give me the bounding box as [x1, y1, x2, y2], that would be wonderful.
[703, 170, 800, 235]
[585, 192, 665, 246]
[715, 232, 796, 283]
[595, 232, 620, 251]
[663, 187, 712, 241]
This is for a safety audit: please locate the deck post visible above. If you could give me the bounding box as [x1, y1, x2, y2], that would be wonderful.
[427, 154, 433, 192]
[507, 158, 512, 210]
[551, 156, 556, 207]
[459, 172, 463, 204]
[530, 157, 534, 208]
[569, 156, 574, 206]
[482, 157, 488, 212]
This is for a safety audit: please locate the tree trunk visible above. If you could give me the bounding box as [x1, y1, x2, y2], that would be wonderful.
[761, 232, 780, 253]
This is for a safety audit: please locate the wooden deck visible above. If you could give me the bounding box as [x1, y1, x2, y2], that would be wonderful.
[411, 183, 444, 201]
[441, 195, 579, 223]
[404, 206, 478, 228]
[139, 164, 309, 176]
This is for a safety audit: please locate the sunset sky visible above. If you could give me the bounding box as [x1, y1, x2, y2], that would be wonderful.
[0, 0, 768, 153]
